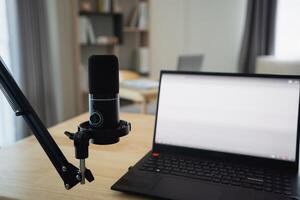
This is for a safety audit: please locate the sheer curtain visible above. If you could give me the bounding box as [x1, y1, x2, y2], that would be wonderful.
[0, 0, 16, 146]
[275, 0, 300, 59]
[238, 0, 277, 73]
[0, 0, 80, 146]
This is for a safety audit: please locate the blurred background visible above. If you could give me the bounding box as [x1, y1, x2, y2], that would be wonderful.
[0, 0, 299, 147]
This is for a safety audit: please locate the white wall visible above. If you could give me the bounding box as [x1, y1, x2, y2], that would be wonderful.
[150, 0, 247, 78]
[150, 0, 185, 77]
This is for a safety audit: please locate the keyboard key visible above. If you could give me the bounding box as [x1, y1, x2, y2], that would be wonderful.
[139, 153, 293, 196]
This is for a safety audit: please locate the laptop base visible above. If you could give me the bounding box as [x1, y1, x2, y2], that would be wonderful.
[112, 152, 299, 200]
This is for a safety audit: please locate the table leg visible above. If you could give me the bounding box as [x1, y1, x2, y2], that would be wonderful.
[140, 101, 148, 114]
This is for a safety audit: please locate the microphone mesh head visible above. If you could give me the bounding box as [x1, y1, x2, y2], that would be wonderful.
[88, 55, 119, 94]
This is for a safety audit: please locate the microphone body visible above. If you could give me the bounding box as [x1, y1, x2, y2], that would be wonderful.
[88, 55, 120, 144]
[64, 54, 131, 185]
[89, 94, 119, 129]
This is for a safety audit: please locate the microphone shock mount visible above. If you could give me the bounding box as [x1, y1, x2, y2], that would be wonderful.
[64, 120, 131, 185]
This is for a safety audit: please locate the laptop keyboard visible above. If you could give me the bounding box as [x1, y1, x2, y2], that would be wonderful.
[139, 153, 293, 196]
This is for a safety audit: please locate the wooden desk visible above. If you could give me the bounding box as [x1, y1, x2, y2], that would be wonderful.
[119, 70, 140, 81]
[0, 113, 155, 200]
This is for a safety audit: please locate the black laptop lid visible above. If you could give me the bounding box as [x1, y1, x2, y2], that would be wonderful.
[153, 71, 300, 170]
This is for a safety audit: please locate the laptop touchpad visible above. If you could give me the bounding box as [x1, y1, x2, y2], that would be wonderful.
[114, 171, 161, 192]
[152, 177, 222, 200]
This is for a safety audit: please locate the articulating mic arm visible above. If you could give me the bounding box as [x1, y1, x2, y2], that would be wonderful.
[0, 57, 93, 189]
[0, 57, 131, 190]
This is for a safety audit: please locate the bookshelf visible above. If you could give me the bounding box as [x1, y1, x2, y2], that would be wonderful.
[77, 0, 150, 69]
[77, 0, 151, 110]
[123, 27, 148, 32]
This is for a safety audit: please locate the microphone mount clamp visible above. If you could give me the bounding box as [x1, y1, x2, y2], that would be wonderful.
[64, 120, 131, 184]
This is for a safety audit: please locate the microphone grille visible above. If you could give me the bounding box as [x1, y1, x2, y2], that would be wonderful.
[88, 55, 119, 94]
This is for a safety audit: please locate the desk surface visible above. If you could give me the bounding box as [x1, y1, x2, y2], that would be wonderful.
[0, 113, 155, 200]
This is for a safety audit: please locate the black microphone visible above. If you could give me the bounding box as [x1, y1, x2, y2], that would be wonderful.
[64, 55, 131, 185]
[88, 55, 120, 143]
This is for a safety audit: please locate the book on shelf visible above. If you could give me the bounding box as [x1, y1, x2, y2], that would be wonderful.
[113, 0, 121, 13]
[98, 0, 111, 13]
[97, 0, 121, 13]
[126, 5, 139, 27]
[78, 16, 96, 44]
[137, 1, 149, 29]
[136, 47, 150, 74]
[79, 0, 93, 12]
[126, 1, 149, 29]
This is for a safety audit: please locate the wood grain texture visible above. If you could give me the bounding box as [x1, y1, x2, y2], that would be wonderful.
[0, 113, 155, 200]
[119, 70, 140, 81]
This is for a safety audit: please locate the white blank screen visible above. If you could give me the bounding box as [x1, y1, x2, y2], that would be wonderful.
[155, 74, 300, 161]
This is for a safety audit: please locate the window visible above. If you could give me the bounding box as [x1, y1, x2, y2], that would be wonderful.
[275, 0, 300, 59]
[0, 0, 15, 146]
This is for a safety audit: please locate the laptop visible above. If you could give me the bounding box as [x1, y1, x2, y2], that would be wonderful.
[112, 71, 300, 200]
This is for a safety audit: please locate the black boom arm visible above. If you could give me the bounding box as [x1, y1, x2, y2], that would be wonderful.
[0, 57, 94, 190]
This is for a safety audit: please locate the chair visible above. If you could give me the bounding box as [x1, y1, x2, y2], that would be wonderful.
[177, 55, 204, 71]
[255, 56, 300, 75]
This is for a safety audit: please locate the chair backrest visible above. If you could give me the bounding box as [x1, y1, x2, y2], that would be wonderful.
[177, 55, 204, 71]
[255, 56, 300, 75]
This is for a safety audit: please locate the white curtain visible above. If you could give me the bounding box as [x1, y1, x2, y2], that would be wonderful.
[275, 0, 300, 59]
[1, 0, 80, 146]
[0, 0, 16, 146]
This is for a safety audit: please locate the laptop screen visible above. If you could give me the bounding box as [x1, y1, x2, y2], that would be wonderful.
[155, 73, 300, 162]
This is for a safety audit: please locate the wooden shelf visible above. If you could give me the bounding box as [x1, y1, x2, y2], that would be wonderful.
[80, 42, 117, 47]
[124, 27, 149, 33]
[79, 11, 121, 16]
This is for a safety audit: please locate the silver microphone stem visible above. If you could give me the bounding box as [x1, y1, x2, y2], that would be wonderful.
[80, 159, 86, 184]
